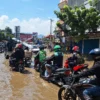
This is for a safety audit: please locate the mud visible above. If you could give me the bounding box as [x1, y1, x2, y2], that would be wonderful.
[0, 51, 93, 100]
[1, 53, 58, 100]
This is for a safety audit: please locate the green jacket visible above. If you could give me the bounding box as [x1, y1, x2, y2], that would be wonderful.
[39, 50, 46, 63]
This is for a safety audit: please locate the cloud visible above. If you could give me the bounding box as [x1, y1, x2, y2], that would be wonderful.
[0, 15, 57, 35]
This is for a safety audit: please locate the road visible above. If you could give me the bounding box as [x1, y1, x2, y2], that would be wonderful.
[0, 53, 59, 100]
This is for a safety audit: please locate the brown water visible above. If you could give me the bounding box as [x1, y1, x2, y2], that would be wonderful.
[0, 53, 59, 100]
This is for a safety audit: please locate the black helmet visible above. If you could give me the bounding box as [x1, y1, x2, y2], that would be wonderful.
[89, 48, 100, 60]
[39, 45, 44, 50]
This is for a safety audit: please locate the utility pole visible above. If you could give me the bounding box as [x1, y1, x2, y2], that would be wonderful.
[50, 19, 53, 41]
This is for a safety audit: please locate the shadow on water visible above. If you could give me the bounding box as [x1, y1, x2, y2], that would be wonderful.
[23, 69, 32, 74]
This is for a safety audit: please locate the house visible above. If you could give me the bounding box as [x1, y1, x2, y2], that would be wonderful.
[55, 0, 68, 44]
[45, 34, 54, 39]
[56, 0, 100, 54]
[78, 32, 100, 54]
[67, 0, 100, 54]
[68, 0, 100, 11]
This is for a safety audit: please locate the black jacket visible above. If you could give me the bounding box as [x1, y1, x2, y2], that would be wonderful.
[77, 60, 100, 84]
[46, 52, 63, 68]
[14, 48, 25, 61]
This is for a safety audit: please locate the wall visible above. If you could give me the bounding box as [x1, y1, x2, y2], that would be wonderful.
[78, 39, 99, 54]
[68, 0, 86, 7]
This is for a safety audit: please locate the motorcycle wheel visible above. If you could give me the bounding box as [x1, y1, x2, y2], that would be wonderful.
[35, 64, 40, 72]
[58, 87, 76, 100]
[18, 64, 24, 73]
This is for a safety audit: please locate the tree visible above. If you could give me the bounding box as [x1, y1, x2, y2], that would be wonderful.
[54, 0, 100, 54]
[0, 27, 13, 41]
[0, 31, 6, 41]
[5, 27, 12, 34]
[5, 27, 13, 39]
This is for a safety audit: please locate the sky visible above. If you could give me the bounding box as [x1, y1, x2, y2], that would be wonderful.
[0, 0, 60, 35]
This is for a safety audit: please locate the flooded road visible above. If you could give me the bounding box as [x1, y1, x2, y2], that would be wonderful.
[0, 53, 59, 100]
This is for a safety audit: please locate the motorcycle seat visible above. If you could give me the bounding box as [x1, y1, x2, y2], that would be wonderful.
[56, 68, 71, 72]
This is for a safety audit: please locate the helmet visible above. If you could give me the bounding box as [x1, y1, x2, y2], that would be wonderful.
[54, 45, 61, 52]
[39, 45, 44, 50]
[89, 48, 100, 60]
[72, 46, 79, 52]
[17, 44, 22, 49]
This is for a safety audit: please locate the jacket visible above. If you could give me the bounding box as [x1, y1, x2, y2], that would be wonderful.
[46, 52, 63, 68]
[14, 48, 25, 61]
[35, 50, 46, 63]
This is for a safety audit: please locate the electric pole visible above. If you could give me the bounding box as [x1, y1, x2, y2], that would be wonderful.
[50, 19, 53, 41]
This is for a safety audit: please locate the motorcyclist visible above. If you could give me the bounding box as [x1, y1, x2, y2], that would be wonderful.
[24, 47, 32, 66]
[46, 45, 63, 68]
[9, 48, 16, 67]
[15, 44, 24, 60]
[43, 45, 63, 80]
[34, 45, 46, 68]
[13, 44, 25, 70]
[74, 48, 100, 100]
[24, 47, 32, 59]
[68, 45, 84, 68]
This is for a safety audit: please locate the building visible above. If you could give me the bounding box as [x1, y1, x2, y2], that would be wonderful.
[15, 26, 20, 40]
[56, 0, 68, 45]
[20, 33, 33, 42]
[68, 0, 86, 7]
[67, 0, 100, 54]
[57, 0, 100, 54]
[68, 0, 100, 11]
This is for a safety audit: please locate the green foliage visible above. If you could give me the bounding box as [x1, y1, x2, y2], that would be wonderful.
[89, 0, 99, 7]
[0, 27, 13, 41]
[54, 2, 100, 42]
[5, 27, 12, 34]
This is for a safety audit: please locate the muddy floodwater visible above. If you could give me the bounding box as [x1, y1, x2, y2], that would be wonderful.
[0, 53, 59, 100]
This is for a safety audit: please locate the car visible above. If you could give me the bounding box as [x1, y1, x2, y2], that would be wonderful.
[32, 45, 40, 53]
[28, 45, 40, 54]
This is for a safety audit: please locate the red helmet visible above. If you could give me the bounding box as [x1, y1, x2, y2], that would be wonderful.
[72, 46, 79, 52]
[17, 44, 22, 48]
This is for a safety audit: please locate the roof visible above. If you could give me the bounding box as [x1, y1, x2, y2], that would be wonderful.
[45, 35, 54, 38]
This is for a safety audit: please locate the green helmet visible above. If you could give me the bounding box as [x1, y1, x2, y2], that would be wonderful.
[54, 45, 61, 52]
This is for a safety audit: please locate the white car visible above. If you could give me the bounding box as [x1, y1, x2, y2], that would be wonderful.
[29, 45, 40, 53]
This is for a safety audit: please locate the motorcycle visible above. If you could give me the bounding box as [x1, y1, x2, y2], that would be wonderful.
[24, 57, 32, 67]
[0, 45, 3, 53]
[58, 77, 100, 100]
[10, 58, 24, 73]
[16, 60, 24, 73]
[50, 63, 88, 87]
[64, 58, 88, 75]
[34, 58, 40, 72]
[48, 58, 88, 87]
